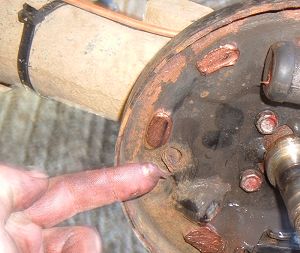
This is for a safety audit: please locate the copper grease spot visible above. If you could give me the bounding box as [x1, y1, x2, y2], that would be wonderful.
[197, 44, 240, 75]
[146, 112, 172, 149]
[184, 225, 225, 253]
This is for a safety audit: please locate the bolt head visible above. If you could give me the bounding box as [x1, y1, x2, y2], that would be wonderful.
[240, 169, 263, 193]
[256, 110, 279, 135]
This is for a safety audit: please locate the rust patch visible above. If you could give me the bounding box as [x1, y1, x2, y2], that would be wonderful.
[154, 58, 168, 74]
[263, 125, 293, 151]
[132, 53, 186, 157]
[156, 54, 186, 83]
[176, 2, 299, 54]
[184, 225, 225, 253]
[145, 111, 172, 149]
[197, 44, 240, 75]
[191, 20, 244, 55]
[145, 54, 186, 108]
[161, 146, 182, 172]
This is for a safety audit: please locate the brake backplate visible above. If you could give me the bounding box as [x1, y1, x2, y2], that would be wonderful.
[115, 1, 300, 252]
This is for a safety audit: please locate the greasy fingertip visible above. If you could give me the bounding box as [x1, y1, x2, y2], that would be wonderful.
[139, 163, 170, 179]
[109, 163, 167, 202]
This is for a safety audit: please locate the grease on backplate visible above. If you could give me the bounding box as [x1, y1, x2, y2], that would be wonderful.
[175, 176, 231, 222]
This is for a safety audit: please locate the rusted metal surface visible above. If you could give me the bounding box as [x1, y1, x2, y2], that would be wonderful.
[196, 44, 239, 75]
[161, 146, 182, 172]
[263, 125, 293, 151]
[152, 54, 187, 83]
[115, 1, 300, 253]
[240, 169, 263, 193]
[145, 111, 172, 149]
[176, 176, 231, 222]
[184, 225, 225, 253]
[173, 0, 300, 55]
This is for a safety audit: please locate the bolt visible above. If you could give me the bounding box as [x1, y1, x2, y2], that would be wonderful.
[162, 147, 182, 172]
[255, 110, 279, 135]
[240, 169, 263, 193]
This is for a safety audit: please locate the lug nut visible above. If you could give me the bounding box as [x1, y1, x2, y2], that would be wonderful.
[255, 110, 278, 135]
[240, 169, 263, 193]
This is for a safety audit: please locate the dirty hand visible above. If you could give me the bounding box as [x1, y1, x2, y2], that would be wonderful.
[0, 163, 164, 253]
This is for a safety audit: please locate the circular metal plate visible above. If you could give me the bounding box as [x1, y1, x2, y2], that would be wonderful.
[116, 1, 300, 252]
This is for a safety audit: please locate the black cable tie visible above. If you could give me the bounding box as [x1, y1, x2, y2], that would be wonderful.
[17, 1, 65, 91]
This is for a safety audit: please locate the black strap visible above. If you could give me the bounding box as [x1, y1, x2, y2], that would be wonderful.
[17, 1, 65, 90]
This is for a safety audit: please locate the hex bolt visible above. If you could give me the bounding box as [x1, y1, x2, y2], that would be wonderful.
[240, 169, 263, 193]
[255, 110, 279, 135]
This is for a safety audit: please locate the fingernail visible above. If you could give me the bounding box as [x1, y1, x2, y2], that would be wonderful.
[141, 163, 170, 179]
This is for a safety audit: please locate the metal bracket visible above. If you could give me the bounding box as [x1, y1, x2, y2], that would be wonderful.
[253, 230, 300, 253]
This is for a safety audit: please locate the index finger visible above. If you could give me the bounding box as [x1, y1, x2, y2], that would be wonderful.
[24, 163, 165, 228]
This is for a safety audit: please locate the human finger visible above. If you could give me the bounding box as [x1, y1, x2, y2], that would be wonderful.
[5, 212, 42, 253]
[25, 163, 165, 227]
[0, 165, 48, 253]
[0, 164, 48, 221]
